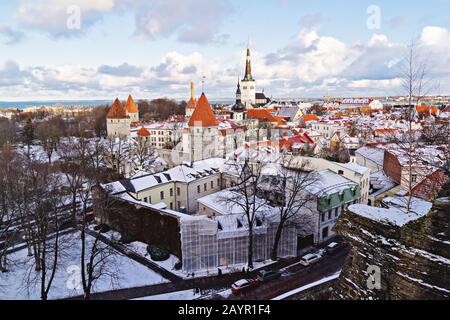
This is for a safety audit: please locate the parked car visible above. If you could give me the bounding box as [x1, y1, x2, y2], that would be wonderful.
[326, 241, 344, 253]
[299, 253, 322, 266]
[257, 269, 282, 282]
[231, 279, 259, 295]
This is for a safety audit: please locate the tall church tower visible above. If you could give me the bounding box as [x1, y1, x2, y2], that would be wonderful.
[240, 42, 256, 107]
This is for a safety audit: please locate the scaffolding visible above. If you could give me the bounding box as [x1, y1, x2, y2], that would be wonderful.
[180, 216, 297, 273]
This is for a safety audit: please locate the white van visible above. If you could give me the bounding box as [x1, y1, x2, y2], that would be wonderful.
[299, 253, 322, 266]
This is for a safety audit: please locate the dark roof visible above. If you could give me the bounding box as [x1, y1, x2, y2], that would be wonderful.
[255, 92, 267, 100]
[231, 102, 246, 112]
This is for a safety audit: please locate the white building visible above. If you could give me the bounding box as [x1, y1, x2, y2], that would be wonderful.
[240, 44, 256, 107]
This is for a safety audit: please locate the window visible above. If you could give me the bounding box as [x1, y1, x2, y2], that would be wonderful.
[322, 227, 329, 239]
[170, 188, 173, 197]
[170, 202, 173, 210]
[211, 181, 214, 188]
[144, 197, 148, 203]
[204, 183, 207, 191]
[328, 211, 332, 220]
[160, 191, 165, 200]
[197, 185, 201, 193]
[321, 213, 325, 222]
[177, 187, 180, 196]
[338, 170, 344, 175]
[177, 201, 181, 209]
[335, 208, 339, 217]
[149, 196, 151, 203]
[411, 174, 418, 183]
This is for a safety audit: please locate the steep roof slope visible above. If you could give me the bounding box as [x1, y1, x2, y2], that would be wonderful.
[188, 93, 219, 127]
[107, 98, 129, 119]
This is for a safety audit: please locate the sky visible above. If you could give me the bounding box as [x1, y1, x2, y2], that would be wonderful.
[0, 0, 450, 101]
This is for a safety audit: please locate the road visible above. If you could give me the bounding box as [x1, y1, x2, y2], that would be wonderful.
[227, 247, 349, 300]
[66, 245, 348, 300]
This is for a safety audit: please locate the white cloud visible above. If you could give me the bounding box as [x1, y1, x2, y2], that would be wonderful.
[0, 23, 24, 44]
[13, 0, 232, 43]
[2, 25, 450, 99]
[15, 0, 116, 37]
[420, 26, 450, 47]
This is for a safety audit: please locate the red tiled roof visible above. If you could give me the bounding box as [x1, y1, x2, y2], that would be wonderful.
[186, 97, 196, 109]
[247, 109, 286, 125]
[416, 105, 439, 114]
[303, 114, 319, 122]
[107, 98, 129, 119]
[188, 93, 219, 127]
[125, 95, 139, 113]
[137, 127, 150, 136]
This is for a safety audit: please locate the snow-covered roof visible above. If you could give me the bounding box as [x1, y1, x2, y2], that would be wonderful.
[275, 107, 300, 118]
[198, 189, 273, 217]
[370, 170, 398, 196]
[355, 146, 385, 166]
[305, 170, 358, 197]
[349, 196, 432, 226]
[103, 158, 226, 194]
[335, 162, 370, 176]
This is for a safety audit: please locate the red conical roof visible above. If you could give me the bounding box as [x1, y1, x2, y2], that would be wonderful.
[186, 97, 196, 109]
[137, 127, 150, 136]
[188, 93, 219, 127]
[125, 95, 139, 113]
[107, 98, 129, 119]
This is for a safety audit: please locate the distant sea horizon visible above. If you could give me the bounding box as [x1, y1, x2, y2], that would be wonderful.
[0, 99, 235, 109]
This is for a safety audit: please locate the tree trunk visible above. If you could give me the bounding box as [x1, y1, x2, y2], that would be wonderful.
[271, 221, 285, 261]
[247, 227, 254, 269]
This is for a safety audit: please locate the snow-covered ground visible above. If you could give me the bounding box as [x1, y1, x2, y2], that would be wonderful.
[0, 231, 169, 300]
[134, 290, 200, 300]
[96, 227, 278, 279]
[271, 271, 341, 300]
[134, 288, 232, 300]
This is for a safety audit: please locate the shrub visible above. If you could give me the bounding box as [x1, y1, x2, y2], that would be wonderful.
[119, 234, 134, 244]
[99, 224, 110, 233]
[174, 261, 182, 270]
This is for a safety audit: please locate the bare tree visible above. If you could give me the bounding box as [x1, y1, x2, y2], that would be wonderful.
[22, 162, 66, 300]
[132, 137, 156, 173]
[392, 40, 433, 211]
[261, 157, 318, 260]
[58, 139, 86, 223]
[78, 179, 120, 299]
[0, 145, 18, 272]
[35, 122, 62, 164]
[104, 138, 131, 178]
[220, 159, 268, 269]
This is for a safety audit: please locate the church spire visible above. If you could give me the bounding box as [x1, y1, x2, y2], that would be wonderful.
[236, 77, 241, 104]
[243, 40, 253, 81]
